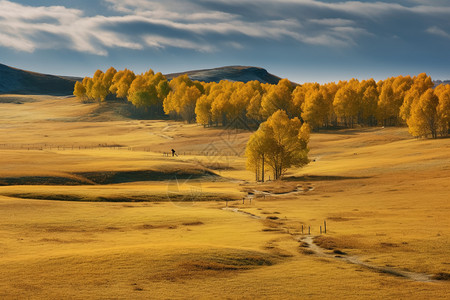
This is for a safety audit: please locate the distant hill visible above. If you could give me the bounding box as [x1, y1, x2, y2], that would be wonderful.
[165, 66, 283, 84]
[433, 80, 450, 87]
[0, 64, 285, 96]
[0, 63, 81, 95]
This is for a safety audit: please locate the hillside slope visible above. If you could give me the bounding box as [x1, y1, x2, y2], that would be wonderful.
[0, 64, 285, 96]
[0, 63, 80, 95]
[165, 66, 282, 84]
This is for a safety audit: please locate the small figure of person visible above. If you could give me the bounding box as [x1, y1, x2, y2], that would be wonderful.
[171, 148, 177, 157]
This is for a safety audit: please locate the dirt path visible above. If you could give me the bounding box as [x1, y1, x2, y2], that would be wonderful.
[299, 236, 436, 283]
[221, 207, 261, 219]
[245, 186, 314, 200]
[222, 205, 438, 283]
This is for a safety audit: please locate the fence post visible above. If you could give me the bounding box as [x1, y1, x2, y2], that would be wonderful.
[324, 220, 327, 234]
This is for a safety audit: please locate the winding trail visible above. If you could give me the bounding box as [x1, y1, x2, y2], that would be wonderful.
[244, 186, 315, 201]
[299, 236, 436, 283]
[221, 207, 261, 219]
[222, 204, 438, 283]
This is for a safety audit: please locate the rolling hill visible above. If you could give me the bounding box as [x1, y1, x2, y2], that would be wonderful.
[0, 64, 284, 96]
[2, 62, 450, 96]
[433, 79, 450, 86]
[165, 66, 282, 84]
[0, 63, 81, 95]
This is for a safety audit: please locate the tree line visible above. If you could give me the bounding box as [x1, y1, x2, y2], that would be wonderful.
[74, 67, 450, 139]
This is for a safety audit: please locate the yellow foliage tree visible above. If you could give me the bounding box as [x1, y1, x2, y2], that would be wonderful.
[245, 128, 270, 182]
[333, 81, 359, 127]
[195, 94, 213, 126]
[435, 84, 450, 136]
[102, 67, 117, 90]
[399, 73, 434, 122]
[181, 85, 202, 122]
[73, 81, 87, 101]
[82, 77, 94, 100]
[292, 85, 307, 117]
[228, 82, 247, 124]
[127, 75, 159, 109]
[392, 75, 413, 108]
[245, 110, 309, 180]
[407, 89, 440, 138]
[261, 79, 295, 119]
[244, 81, 264, 123]
[125, 69, 170, 115]
[197, 82, 221, 126]
[376, 79, 396, 126]
[110, 69, 136, 99]
[89, 70, 109, 102]
[210, 84, 232, 126]
[164, 75, 202, 122]
[358, 79, 378, 126]
[301, 85, 327, 130]
[156, 79, 170, 101]
[321, 82, 338, 127]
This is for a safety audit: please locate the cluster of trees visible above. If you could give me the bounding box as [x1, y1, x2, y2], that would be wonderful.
[290, 74, 449, 138]
[73, 67, 450, 180]
[404, 84, 450, 139]
[74, 68, 450, 139]
[245, 110, 310, 181]
[74, 67, 170, 116]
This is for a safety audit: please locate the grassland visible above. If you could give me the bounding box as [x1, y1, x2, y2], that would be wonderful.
[0, 95, 449, 299]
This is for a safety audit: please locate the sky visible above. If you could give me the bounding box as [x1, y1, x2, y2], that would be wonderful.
[1, 0, 450, 83]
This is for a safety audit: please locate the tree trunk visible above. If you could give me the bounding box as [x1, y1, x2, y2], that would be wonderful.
[261, 154, 265, 182]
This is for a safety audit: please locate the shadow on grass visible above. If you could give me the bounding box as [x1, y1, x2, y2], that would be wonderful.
[1, 192, 238, 202]
[76, 170, 218, 184]
[0, 169, 219, 186]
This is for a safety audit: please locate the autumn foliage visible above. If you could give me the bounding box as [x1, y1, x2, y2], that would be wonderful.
[74, 68, 450, 139]
[245, 110, 310, 180]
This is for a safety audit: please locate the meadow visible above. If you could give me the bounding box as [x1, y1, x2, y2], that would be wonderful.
[0, 95, 449, 299]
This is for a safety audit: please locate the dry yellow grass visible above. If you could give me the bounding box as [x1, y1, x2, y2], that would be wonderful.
[0, 95, 449, 299]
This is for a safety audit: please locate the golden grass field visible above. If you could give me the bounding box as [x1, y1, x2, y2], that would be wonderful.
[0, 95, 449, 299]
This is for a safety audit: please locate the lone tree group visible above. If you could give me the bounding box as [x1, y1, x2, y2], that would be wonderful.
[245, 110, 310, 181]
